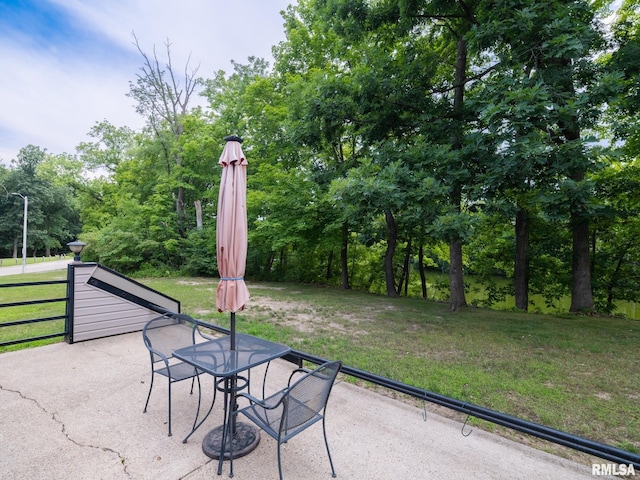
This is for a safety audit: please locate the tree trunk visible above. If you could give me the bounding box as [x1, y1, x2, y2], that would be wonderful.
[448, 35, 468, 311]
[570, 213, 594, 312]
[606, 246, 629, 311]
[279, 247, 286, 272]
[401, 237, 412, 296]
[384, 209, 399, 297]
[419, 243, 427, 299]
[265, 251, 274, 273]
[568, 159, 594, 311]
[194, 200, 203, 229]
[340, 222, 351, 289]
[514, 207, 530, 311]
[177, 186, 186, 235]
[449, 241, 466, 310]
[326, 251, 333, 280]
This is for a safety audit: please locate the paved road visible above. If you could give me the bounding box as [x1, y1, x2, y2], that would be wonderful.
[0, 258, 73, 276]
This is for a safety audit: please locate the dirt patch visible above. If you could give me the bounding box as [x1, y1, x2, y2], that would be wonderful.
[246, 296, 366, 336]
[191, 309, 216, 316]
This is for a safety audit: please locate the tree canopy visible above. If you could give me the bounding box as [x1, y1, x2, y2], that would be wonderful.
[1, 0, 639, 317]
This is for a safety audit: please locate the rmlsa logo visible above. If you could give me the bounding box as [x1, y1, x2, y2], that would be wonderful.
[591, 463, 636, 476]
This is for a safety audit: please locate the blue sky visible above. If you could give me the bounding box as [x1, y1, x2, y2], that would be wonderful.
[0, 0, 293, 164]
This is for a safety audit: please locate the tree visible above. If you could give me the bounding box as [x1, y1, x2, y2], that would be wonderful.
[0, 146, 80, 258]
[592, 0, 640, 312]
[474, 0, 616, 312]
[76, 120, 136, 174]
[590, 162, 640, 312]
[127, 34, 200, 236]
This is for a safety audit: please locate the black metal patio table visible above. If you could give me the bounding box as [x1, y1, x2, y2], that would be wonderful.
[173, 333, 291, 476]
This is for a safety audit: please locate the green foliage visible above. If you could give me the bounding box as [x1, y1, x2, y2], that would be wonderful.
[0, 146, 80, 257]
[590, 160, 640, 311]
[183, 226, 218, 276]
[3, 0, 640, 317]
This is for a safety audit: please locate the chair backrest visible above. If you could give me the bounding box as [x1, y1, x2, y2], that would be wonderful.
[142, 313, 199, 363]
[281, 361, 342, 435]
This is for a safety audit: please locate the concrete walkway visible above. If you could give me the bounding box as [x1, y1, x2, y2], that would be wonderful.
[0, 332, 605, 480]
[0, 258, 72, 276]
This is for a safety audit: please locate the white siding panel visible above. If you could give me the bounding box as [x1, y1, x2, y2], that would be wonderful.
[70, 264, 179, 342]
[88, 267, 178, 310]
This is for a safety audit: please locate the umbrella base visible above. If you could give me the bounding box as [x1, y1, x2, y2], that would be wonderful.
[202, 422, 260, 460]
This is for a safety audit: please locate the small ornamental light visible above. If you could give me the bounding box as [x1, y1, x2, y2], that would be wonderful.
[67, 240, 87, 263]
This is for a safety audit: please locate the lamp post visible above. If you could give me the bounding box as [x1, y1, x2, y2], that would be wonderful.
[67, 240, 87, 263]
[11, 192, 28, 274]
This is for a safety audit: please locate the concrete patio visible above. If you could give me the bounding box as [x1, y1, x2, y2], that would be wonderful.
[0, 331, 601, 479]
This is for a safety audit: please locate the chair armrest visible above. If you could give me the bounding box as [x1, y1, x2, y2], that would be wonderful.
[146, 345, 171, 365]
[197, 330, 216, 341]
[237, 391, 285, 410]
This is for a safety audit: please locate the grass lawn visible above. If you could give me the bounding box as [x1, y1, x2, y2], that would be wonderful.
[2, 271, 639, 464]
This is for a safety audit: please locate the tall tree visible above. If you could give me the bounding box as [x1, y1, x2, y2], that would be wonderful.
[128, 35, 200, 236]
[474, 0, 613, 312]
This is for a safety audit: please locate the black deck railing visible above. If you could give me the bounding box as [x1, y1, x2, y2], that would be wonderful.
[0, 279, 69, 348]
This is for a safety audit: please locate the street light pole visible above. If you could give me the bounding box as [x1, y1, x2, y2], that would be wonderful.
[11, 193, 28, 274]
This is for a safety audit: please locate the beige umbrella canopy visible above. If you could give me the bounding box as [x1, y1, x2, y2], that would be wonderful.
[216, 135, 250, 348]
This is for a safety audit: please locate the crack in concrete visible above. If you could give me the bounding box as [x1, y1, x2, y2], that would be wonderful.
[0, 384, 133, 479]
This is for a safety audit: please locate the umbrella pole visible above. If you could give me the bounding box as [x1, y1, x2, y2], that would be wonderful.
[230, 311, 236, 350]
[230, 311, 238, 436]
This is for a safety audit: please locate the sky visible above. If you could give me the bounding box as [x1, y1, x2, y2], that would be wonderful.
[0, 0, 295, 165]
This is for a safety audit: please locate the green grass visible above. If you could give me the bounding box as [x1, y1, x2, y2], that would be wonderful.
[2, 272, 639, 463]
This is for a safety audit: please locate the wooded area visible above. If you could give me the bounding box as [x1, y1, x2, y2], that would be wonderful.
[1, 0, 639, 315]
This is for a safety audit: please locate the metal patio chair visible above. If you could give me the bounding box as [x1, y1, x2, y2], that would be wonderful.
[237, 360, 342, 480]
[142, 312, 215, 436]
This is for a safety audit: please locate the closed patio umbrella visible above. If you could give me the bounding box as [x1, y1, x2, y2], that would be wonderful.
[203, 135, 258, 462]
[216, 135, 250, 350]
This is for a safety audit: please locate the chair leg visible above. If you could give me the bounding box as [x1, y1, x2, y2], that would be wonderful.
[167, 378, 173, 436]
[322, 417, 337, 478]
[262, 361, 271, 399]
[143, 371, 155, 413]
[277, 441, 284, 480]
[184, 374, 216, 443]
[194, 374, 202, 428]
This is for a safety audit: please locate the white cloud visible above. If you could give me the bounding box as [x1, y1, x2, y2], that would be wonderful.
[0, 0, 293, 164]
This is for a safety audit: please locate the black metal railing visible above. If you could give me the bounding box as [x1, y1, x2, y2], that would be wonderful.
[0, 279, 69, 348]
